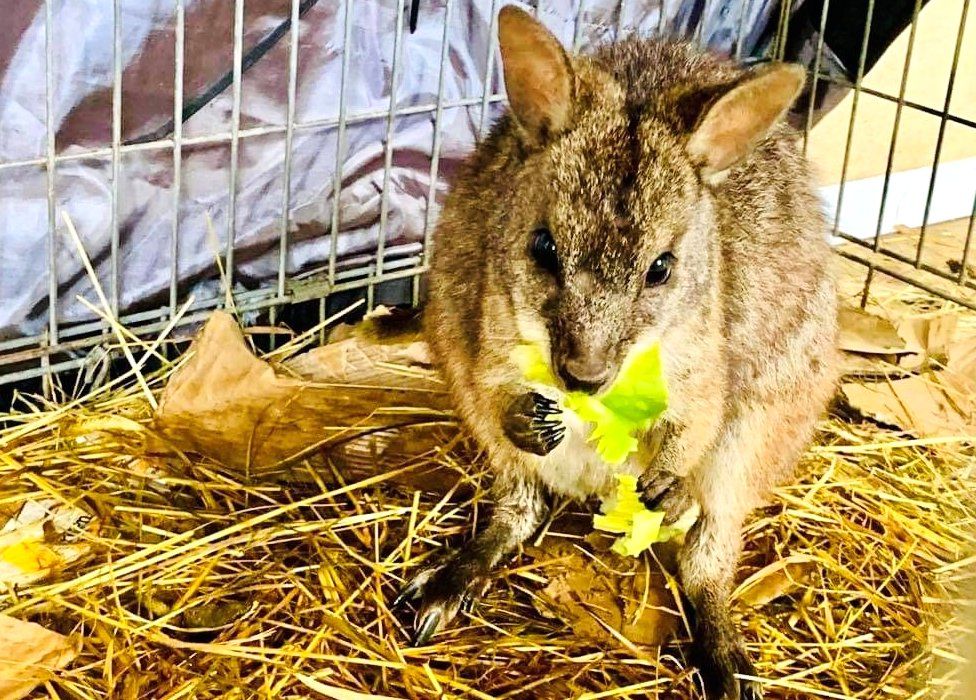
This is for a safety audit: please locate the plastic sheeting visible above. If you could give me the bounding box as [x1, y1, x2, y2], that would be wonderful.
[0, 0, 785, 341]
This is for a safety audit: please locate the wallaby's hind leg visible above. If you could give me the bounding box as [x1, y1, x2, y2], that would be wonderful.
[681, 395, 826, 699]
[680, 512, 760, 700]
[393, 470, 547, 645]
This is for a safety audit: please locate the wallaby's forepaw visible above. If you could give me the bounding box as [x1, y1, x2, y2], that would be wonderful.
[638, 470, 695, 524]
[502, 391, 565, 455]
[693, 638, 763, 700]
[392, 558, 490, 646]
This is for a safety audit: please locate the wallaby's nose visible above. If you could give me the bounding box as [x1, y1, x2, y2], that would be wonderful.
[557, 355, 610, 394]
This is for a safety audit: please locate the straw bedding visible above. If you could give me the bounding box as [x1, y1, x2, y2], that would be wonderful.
[1, 260, 974, 699]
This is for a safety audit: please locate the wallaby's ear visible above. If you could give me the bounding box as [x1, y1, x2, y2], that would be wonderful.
[498, 5, 574, 149]
[686, 63, 805, 182]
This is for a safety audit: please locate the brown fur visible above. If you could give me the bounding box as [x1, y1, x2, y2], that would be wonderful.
[401, 8, 839, 699]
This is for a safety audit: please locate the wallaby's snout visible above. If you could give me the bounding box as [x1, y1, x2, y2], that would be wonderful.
[556, 340, 611, 394]
[552, 317, 617, 393]
[551, 273, 623, 394]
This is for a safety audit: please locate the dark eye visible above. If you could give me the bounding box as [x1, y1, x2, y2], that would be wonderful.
[531, 227, 559, 274]
[645, 252, 675, 286]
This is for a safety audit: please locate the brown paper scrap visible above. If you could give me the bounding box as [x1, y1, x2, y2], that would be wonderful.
[527, 538, 678, 648]
[154, 311, 459, 491]
[0, 615, 76, 700]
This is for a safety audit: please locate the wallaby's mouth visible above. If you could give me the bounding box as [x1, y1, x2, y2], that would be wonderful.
[548, 317, 625, 395]
[550, 334, 619, 395]
[556, 363, 610, 394]
[553, 350, 619, 395]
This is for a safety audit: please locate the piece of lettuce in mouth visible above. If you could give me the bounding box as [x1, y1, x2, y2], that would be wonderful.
[510, 341, 669, 465]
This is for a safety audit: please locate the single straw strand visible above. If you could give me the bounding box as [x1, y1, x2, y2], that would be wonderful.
[60, 212, 158, 410]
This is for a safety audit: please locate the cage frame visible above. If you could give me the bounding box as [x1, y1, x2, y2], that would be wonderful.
[0, 0, 973, 389]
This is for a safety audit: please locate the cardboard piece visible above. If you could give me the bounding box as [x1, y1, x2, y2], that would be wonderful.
[841, 350, 976, 439]
[154, 311, 459, 491]
[733, 555, 818, 607]
[0, 500, 96, 587]
[838, 306, 911, 357]
[527, 537, 678, 647]
[0, 615, 76, 700]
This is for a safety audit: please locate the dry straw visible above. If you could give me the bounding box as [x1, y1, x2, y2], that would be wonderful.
[1, 260, 974, 699]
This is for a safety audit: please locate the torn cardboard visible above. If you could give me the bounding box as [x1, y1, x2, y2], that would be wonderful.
[0, 499, 96, 587]
[733, 555, 818, 607]
[154, 311, 460, 491]
[838, 306, 911, 357]
[0, 615, 76, 700]
[527, 537, 678, 648]
[842, 327, 976, 439]
[837, 303, 976, 438]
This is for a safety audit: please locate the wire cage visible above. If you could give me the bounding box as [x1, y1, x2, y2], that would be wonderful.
[0, 0, 973, 394]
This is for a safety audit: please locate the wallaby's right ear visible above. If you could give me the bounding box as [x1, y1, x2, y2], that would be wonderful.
[685, 63, 805, 183]
[498, 5, 575, 149]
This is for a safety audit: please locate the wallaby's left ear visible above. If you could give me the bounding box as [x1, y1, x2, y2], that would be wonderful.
[686, 63, 806, 182]
[498, 5, 575, 149]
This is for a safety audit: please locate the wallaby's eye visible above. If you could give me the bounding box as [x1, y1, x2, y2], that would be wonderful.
[645, 252, 675, 287]
[531, 227, 559, 274]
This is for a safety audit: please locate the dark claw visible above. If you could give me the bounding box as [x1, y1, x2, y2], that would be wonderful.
[391, 578, 423, 610]
[460, 593, 474, 614]
[412, 610, 441, 646]
[693, 635, 761, 700]
[639, 471, 677, 508]
[535, 423, 563, 438]
[639, 470, 697, 525]
[541, 427, 565, 442]
[534, 402, 558, 413]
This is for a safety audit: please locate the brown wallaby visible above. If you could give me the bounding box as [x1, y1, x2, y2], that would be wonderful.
[395, 6, 839, 699]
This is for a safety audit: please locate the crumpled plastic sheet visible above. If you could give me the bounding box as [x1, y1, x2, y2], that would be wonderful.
[0, 0, 782, 341]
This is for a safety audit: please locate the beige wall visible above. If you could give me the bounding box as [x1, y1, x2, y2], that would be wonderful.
[807, 0, 976, 185]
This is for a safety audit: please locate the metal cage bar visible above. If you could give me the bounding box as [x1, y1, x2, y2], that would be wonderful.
[373, 0, 409, 308]
[279, 0, 302, 299]
[801, 0, 830, 155]
[110, 0, 123, 314]
[573, 0, 588, 50]
[829, 0, 876, 240]
[44, 0, 58, 347]
[480, 0, 502, 135]
[417, 0, 456, 306]
[855, 0, 923, 306]
[332, 1, 369, 288]
[914, 0, 971, 266]
[959, 193, 976, 285]
[170, 0, 185, 317]
[734, 0, 752, 60]
[225, 0, 246, 296]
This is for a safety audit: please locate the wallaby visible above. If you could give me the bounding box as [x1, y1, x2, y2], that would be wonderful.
[396, 6, 839, 699]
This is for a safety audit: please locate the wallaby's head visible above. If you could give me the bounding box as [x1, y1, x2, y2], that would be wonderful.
[492, 6, 805, 393]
